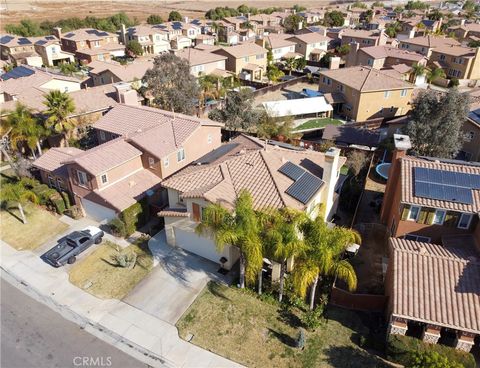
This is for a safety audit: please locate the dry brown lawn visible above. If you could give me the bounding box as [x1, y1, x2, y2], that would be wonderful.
[0, 204, 68, 251]
[69, 240, 153, 299]
[177, 282, 391, 368]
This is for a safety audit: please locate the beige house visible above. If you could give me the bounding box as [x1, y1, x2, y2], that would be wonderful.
[287, 32, 331, 61]
[429, 45, 480, 80]
[121, 25, 170, 55]
[319, 66, 416, 122]
[0, 35, 43, 67]
[399, 35, 460, 57]
[340, 29, 388, 48]
[447, 22, 480, 41]
[460, 105, 480, 162]
[87, 59, 154, 86]
[174, 48, 227, 77]
[31, 36, 75, 67]
[346, 44, 427, 69]
[213, 43, 268, 81]
[159, 134, 345, 270]
[257, 35, 297, 61]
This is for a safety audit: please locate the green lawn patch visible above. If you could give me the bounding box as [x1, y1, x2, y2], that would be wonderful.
[69, 240, 153, 299]
[177, 282, 390, 368]
[294, 118, 343, 131]
[340, 165, 349, 176]
[0, 204, 69, 251]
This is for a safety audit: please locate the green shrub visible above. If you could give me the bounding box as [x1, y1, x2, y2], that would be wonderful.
[108, 218, 127, 238]
[64, 205, 83, 220]
[60, 191, 71, 209]
[387, 335, 475, 368]
[49, 191, 65, 214]
[119, 198, 149, 236]
[408, 350, 464, 368]
[32, 184, 56, 205]
[302, 307, 324, 331]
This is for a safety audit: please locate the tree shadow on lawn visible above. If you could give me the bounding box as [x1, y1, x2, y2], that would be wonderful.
[267, 328, 297, 347]
[277, 307, 303, 328]
[3, 207, 24, 223]
[207, 282, 231, 301]
[324, 345, 391, 368]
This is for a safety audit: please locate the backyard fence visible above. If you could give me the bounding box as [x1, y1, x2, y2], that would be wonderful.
[250, 75, 311, 97]
[329, 286, 387, 312]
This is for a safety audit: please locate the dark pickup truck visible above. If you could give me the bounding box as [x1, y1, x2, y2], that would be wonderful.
[41, 226, 104, 267]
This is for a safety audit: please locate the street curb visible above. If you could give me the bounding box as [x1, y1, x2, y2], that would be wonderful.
[1, 267, 174, 368]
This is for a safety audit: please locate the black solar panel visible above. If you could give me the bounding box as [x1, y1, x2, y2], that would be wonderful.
[414, 167, 480, 189]
[18, 37, 32, 45]
[0, 35, 14, 44]
[415, 181, 473, 204]
[45, 35, 55, 40]
[278, 161, 306, 181]
[1, 66, 35, 81]
[286, 172, 324, 204]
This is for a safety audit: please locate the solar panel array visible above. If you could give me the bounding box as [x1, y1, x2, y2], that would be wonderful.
[195, 143, 239, 164]
[413, 167, 480, 205]
[1, 66, 36, 81]
[278, 162, 324, 204]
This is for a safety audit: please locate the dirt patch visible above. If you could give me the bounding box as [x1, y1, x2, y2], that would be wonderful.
[1, 0, 342, 30]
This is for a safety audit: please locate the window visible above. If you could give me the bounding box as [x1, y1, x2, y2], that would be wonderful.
[404, 234, 431, 243]
[336, 84, 344, 92]
[400, 89, 408, 97]
[101, 174, 108, 184]
[163, 156, 169, 168]
[207, 134, 212, 144]
[458, 213, 473, 229]
[466, 131, 474, 141]
[439, 54, 445, 61]
[407, 206, 420, 221]
[432, 209, 446, 225]
[77, 170, 88, 187]
[48, 175, 56, 188]
[57, 178, 65, 191]
[243, 56, 249, 62]
[384, 90, 391, 99]
[177, 148, 185, 162]
[256, 54, 264, 60]
[98, 54, 104, 61]
[367, 58, 373, 66]
[148, 157, 155, 168]
[99, 130, 106, 141]
[79, 237, 90, 244]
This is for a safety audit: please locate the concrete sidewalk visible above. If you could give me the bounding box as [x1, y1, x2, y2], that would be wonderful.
[0, 237, 243, 368]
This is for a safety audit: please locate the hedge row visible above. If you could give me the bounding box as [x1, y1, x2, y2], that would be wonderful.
[31, 183, 71, 215]
[109, 198, 149, 238]
[387, 335, 475, 368]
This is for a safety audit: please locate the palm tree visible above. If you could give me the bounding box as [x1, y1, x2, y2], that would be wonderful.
[4, 103, 44, 159]
[284, 57, 297, 75]
[263, 208, 306, 302]
[293, 213, 361, 310]
[43, 90, 75, 146]
[410, 63, 426, 83]
[426, 67, 446, 83]
[1, 182, 38, 224]
[196, 190, 263, 288]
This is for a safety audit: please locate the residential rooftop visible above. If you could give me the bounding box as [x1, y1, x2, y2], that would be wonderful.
[216, 43, 267, 58]
[175, 48, 227, 66]
[400, 35, 460, 48]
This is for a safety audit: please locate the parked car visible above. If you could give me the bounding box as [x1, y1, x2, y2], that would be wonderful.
[41, 226, 104, 267]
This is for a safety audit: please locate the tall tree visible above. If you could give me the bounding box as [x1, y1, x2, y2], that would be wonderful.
[284, 57, 297, 75]
[196, 190, 263, 289]
[263, 208, 306, 302]
[146, 14, 164, 25]
[4, 103, 44, 159]
[43, 90, 75, 146]
[126, 40, 143, 57]
[143, 53, 200, 115]
[208, 89, 259, 132]
[168, 11, 182, 21]
[1, 182, 38, 224]
[293, 212, 360, 309]
[284, 14, 304, 32]
[324, 11, 345, 27]
[426, 66, 446, 83]
[405, 89, 469, 158]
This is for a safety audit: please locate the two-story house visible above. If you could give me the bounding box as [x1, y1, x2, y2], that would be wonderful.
[121, 25, 170, 55]
[319, 66, 416, 122]
[32, 104, 223, 222]
[159, 134, 345, 270]
[54, 27, 125, 63]
[174, 48, 227, 77]
[216, 21, 240, 45]
[287, 32, 331, 61]
[213, 43, 267, 81]
[447, 22, 480, 42]
[257, 35, 297, 61]
[0, 35, 43, 67]
[340, 29, 389, 48]
[346, 44, 427, 69]
[30, 35, 75, 66]
[86, 59, 154, 86]
[381, 134, 480, 244]
[429, 45, 480, 80]
[399, 35, 460, 57]
[459, 101, 480, 162]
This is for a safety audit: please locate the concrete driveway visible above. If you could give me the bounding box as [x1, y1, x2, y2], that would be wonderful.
[123, 231, 227, 324]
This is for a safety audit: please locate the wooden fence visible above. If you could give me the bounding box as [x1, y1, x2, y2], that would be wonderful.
[330, 286, 387, 312]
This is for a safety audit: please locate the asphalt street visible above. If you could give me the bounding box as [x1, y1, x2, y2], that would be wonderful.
[1, 278, 148, 368]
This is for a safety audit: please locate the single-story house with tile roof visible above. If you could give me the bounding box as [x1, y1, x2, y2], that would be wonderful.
[385, 237, 480, 352]
[174, 48, 227, 77]
[86, 59, 154, 86]
[158, 135, 345, 269]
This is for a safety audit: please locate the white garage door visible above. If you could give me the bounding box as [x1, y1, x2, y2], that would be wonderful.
[174, 228, 222, 264]
[81, 198, 117, 223]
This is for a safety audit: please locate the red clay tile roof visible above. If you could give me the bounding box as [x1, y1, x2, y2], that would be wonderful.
[389, 238, 480, 334]
[32, 147, 83, 175]
[64, 138, 142, 176]
[400, 156, 480, 213]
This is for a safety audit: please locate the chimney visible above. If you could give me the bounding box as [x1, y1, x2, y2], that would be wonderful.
[460, 19, 466, 26]
[53, 27, 62, 40]
[323, 147, 341, 221]
[120, 23, 127, 45]
[113, 82, 140, 106]
[183, 16, 189, 23]
[298, 21, 303, 30]
[346, 41, 360, 67]
[380, 134, 411, 223]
